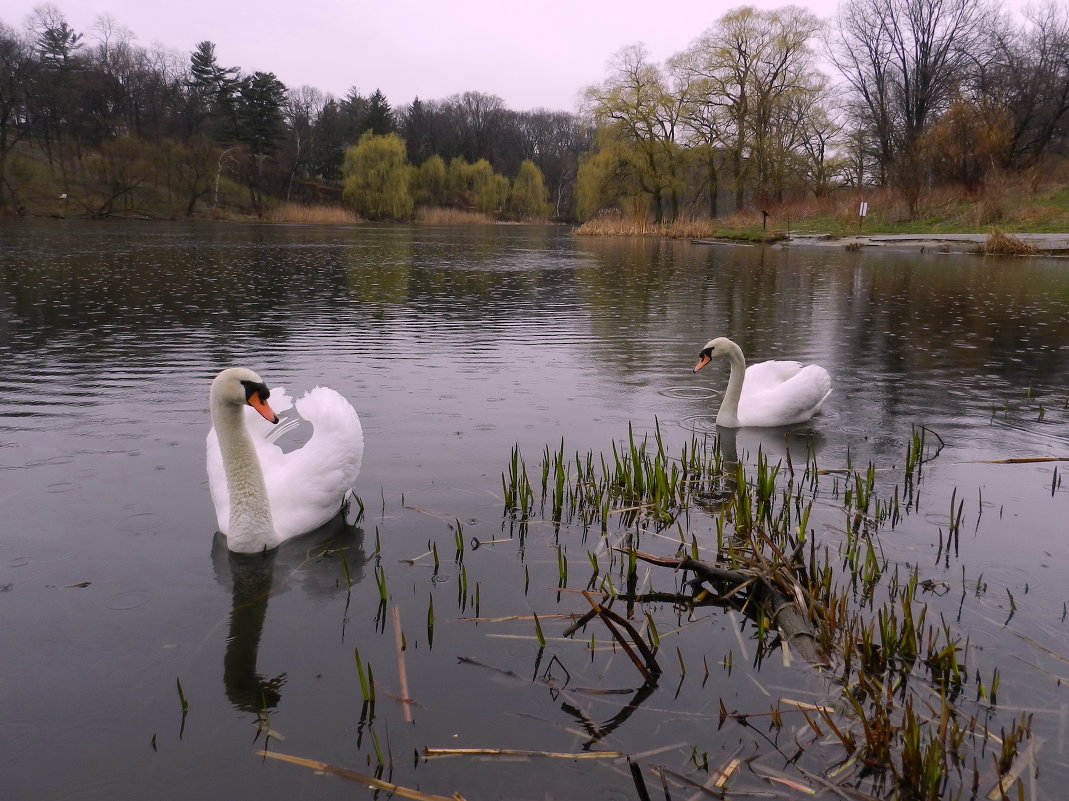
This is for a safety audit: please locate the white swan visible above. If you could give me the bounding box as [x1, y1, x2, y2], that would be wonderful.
[206, 367, 364, 553]
[693, 337, 832, 428]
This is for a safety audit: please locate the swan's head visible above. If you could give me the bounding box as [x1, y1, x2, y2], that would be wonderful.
[693, 337, 735, 372]
[211, 367, 279, 424]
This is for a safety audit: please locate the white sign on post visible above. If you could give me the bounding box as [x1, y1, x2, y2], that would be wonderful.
[859, 201, 868, 217]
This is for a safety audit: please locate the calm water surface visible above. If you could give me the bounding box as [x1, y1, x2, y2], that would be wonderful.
[1, 221, 1067, 799]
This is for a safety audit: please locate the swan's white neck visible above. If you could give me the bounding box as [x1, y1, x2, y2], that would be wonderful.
[211, 391, 275, 552]
[716, 341, 747, 427]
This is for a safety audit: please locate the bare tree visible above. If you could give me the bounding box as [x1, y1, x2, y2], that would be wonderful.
[0, 23, 38, 211]
[282, 84, 327, 198]
[831, 0, 995, 209]
[986, 1, 1069, 169]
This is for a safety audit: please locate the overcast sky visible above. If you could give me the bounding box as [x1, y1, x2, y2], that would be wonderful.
[3, 0, 1022, 112]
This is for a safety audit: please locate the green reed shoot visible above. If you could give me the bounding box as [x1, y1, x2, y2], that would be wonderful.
[426, 593, 435, 647]
[339, 551, 353, 589]
[644, 612, 660, 648]
[370, 727, 385, 767]
[453, 519, 465, 562]
[354, 648, 375, 704]
[176, 677, 189, 713]
[373, 563, 387, 602]
[503, 443, 534, 518]
[533, 612, 546, 647]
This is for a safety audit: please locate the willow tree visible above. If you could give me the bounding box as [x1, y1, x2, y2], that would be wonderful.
[575, 131, 651, 221]
[442, 155, 509, 211]
[411, 153, 447, 206]
[582, 44, 686, 222]
[508, 159, 551, 219]
[342, 131, 413, 219]
[468, 158, 509, 213]
[674, 6, 827, 212]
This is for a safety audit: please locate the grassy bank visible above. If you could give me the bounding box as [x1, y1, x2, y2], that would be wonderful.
[575, 172, 1069, 240]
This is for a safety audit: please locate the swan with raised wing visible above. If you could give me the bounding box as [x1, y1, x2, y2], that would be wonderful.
[693, 337, 831, 427]
[207, 367, 364, 553]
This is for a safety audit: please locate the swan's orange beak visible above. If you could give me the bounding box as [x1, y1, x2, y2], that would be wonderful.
[248, 393, 279, 424]
[693, 354, 711, 373]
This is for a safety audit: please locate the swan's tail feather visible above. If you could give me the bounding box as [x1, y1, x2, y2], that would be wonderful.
[295, 386, 363, 435]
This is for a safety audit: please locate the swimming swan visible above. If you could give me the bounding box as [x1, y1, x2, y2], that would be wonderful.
[693, 337, 832, 428]
[207, 367, 364, 553]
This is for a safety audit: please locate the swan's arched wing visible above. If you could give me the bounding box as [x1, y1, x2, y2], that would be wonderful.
[742, 359, 804, 395]
[742, 364, 832, 426]
[263, 386, 364, 539]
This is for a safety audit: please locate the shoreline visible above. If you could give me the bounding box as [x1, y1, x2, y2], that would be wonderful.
[692, 232, 1069, 254]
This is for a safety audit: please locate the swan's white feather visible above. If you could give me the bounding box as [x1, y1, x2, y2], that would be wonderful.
[738, 361, 832, 427]
[207, 376, 363, 552]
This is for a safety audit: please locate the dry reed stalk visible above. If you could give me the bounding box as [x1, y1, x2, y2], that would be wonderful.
[414, 206, 493, 225]
[423, 747, 621, 759]
[265, 203, 359, 224]
[574, 217, 716, 239]
[392, 605, 414, 722]
[974, 230, 1036, 255]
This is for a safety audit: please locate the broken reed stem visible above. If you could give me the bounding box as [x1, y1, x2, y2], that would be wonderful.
[423, 747, 622, 759]
[392, 605, 414, 723]
[260, 751, 466, 801]
[965, 456, 1069, 464]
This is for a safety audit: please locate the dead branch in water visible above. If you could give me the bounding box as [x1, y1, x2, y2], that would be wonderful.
[624, 549, 825, 667]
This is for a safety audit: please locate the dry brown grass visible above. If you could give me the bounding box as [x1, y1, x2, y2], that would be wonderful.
[574, 213, 715, 239]
[972, 229, 1037, 255]
[414, 206, 494, 225]
[265, 203, 360, 224]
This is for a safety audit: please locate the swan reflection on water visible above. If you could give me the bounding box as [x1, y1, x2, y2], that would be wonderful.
[716, 423, 826, 469]
[210, 516, 366, 714]
[688, 423, 827, 510]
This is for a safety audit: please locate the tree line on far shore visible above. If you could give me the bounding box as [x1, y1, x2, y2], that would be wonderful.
[2, 0, 1068, 223]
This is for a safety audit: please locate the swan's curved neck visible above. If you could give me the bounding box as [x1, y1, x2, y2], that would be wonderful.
[212, 394, 274, 551]
[716, 342, 747, 427]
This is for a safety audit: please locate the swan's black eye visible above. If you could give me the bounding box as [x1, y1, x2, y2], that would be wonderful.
[699, 347, 712, 358]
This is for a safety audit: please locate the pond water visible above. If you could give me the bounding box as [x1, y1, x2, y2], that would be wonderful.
[1, 220, 1067, 800]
